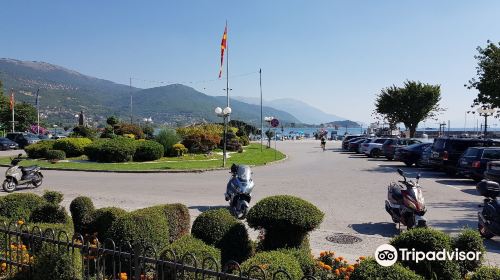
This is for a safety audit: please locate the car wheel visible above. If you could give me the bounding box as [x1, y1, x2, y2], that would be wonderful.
[386, 156, 393, 161]
[370, 149, 380, 158]
[404, 161, 413, 167]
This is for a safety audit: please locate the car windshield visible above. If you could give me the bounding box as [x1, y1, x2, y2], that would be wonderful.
[482, 149, 500, 160]
[433, 139, 446, 150]
[463, 148, 480, 157]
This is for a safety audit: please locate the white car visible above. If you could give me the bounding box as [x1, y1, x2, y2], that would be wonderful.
[362, 138, 392, 157]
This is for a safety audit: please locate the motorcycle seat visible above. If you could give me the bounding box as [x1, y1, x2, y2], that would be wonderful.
[21, 166, 38, 172]
[389, 185, 403, 201]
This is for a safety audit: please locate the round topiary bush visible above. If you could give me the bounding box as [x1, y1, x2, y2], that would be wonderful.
[91, 207, 127, 241]
[350, 258, 424, 280]
[69, 196, 95, 235]
[469, 266, 500, 280]
[163, 203, 190, 242]
[452, 228, 486, 276]
[42, 190, 64, 205]
[241, 251, 303, 280]
[390, 227, 461, 279]
[0, 193, 45, 222]
[46, 150, 66, 160]
[133, 140, 164, 161]
[162, 235, 221, 263]
[277, 248, 315, 276]
[84, 138, 136, 162]
[192, 208, 252, 264]
[24, 141, 54, 158]
[30, 203, 70, 224]
[247, 195, 324, 250]
[53, 137, 92, 157]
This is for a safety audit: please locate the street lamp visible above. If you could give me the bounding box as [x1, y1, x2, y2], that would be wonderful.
[215, 106, 232, 167]
[53, 124, 58, 137]
[477, 106, 497, 137]
[264, 116, 274, 147]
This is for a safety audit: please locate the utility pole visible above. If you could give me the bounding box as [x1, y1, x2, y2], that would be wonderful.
[129, 77, 133, 124]
[260, 68, 263, 152]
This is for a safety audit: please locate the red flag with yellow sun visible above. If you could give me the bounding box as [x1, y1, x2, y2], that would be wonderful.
[218, 24, 227, 79]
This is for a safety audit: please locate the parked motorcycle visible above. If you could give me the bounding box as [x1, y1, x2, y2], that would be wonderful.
[225, 164, 254, 219]
[476, 180, 500, 239]
[385, 168, 427, 228]
[3, 154, 43, 193]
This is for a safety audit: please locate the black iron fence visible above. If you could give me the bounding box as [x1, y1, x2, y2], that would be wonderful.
[0, 222, 316, 280]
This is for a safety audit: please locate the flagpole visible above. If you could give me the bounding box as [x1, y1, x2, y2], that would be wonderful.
[11, 90, 14, 133]
[260, 68, 263, 152]
[36, 88, 40, 135]
[226, 21, 229, 115]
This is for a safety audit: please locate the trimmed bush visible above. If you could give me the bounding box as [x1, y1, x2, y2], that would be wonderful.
[53, 138, 92, 157]
[247, 195, 324, 250]
[42, 190, 64, 205]
[84, 138, 136, 162]
[350, 258, 424, 280]
[277, 248, 315, 276]
[239, 135, 250, 146]
[46, 149, 66, 160]
[32, 243, 83, 280]
[115, 123, 144, 139]
[30, 203, 70, 224]
[162, 235, 221, 263]
[69, 196, 95, 235]
[469, 266, 500, 280]
[92, 207, 127, 241]
[0, 193, 45, 222]
[110, 206, 169, 253]
[163, 204, 190, 242]
[390, 227, 461, 280]
[172, 143, 188, 156]
[241, 251, 303, 280]
[133, 140, 164, 161]
[155, 129, 182, 156]
[192, 208, 252, 264]
[71, 125, 97, 139]
[452, 228, 486, 275]
[24, 141, 54, 158]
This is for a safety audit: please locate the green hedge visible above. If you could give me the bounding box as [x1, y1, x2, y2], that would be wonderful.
[46, 150, 66, 160]
[25, 141, 54, 158]
[69, 196, 95, 235]
[469, 266, 500, 280]
[0, 193, 45, 222]
[452, 228, 486, 276]
[247, 195, 324, 250]
[162, 235, 221, 263]
[277, 248, 315, 276]
[42, 190, 64, 205]
[32, 243, 83, 280]
[84, 138, 136, 162]
[241, 251, 303, 280]
[390, 227, 461, 280]
[30, 204, 70, 224]
[133, 140, 164, 162]
[53, 137, 92, 157]
[92, 207, 127, 241]
[163, 204, 190, 242]
[192, 208, 252, 264]
[350, 258, 424, 280]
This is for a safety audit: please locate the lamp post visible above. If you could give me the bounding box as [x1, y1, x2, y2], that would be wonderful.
[477, 106, 497, 137]
[264, 116, 273, 148]
[215, 106, 232, 167]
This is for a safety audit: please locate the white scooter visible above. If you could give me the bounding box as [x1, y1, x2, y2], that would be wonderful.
[3, 154, 43, 193]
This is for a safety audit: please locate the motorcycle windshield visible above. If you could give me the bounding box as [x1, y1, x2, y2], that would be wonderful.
[237, 165, 252, 181]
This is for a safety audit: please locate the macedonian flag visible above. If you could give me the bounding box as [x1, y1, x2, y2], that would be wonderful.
[218, 23, 227, 79]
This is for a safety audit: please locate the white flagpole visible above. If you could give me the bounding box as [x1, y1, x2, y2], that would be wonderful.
[11, 91, 14, 133]
[36, 89, 40, 135]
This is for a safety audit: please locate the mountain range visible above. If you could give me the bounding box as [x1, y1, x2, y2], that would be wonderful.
[0, 58, 347, 126]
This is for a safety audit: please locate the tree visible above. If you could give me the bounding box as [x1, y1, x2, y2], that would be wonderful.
[375, 81, 442, 137]
[467, 40, 500, 107]
[106, 116, 119, 127]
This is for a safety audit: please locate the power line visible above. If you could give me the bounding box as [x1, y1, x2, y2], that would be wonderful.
[130, 71, 259, 86]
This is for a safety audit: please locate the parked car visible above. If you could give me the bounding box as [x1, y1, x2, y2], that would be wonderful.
[395, 143, 432, 167]
[418, 145, 433, 168]
[6, 132, 40, 148]
[357, 138, 374, 153]
[429, 137, 500, 175]
[342, 135, 363, 150]
[0, 137, 19, 150]
[348, 138, 367, 152]
[362, 138, 392, 157]
[457, 147, 500, 182]
[484, 161, 500, 183]
[383, 138, 422, 160]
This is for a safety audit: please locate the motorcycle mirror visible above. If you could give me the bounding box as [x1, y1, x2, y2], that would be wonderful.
[416, 173, 421, 180]
[397, 168, 404, 176]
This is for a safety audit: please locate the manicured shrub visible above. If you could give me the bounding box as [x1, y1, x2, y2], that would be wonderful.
[162, 235, 221, 263]
[192, 208, 252, 264]
[30, 203, 70, 224]
[46, 149, 66, 160]
[350, 258, 424, 280]
[239, 135, 250, 146]
[0, 193, 45, 222]
[452, 228, 486, 275]
[42, 190, 64, 205]
[92, 207, 127, 241]
[469, 266, 500, 280]
[110, 206, 169, 253]
[71, 125, 97, 139]
[223, 131, 242, 152]
[390, 227, 461, 280]
[172, 143, 188, 156]
[155, 129, 181, 156]
[163, 203, 190, 242]
[69, 196, 95, 235]
[247, 195, 324, 250]
[115, 123, 144, 139]
[277, 248, 315, 276]
[32, 243, 83, 280]
[84, 138, 136, 162]
[133, 140, 163, 161]
[53, 137, 92, 157]
[182, 134, 221, 153]
[24, 141, 54, 158]
[241, 251, 303, 280]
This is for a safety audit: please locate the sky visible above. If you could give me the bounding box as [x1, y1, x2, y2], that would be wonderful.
[1, 0, 500, 127]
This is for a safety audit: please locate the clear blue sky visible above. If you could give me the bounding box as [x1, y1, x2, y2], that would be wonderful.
[2, 0, 500, 127]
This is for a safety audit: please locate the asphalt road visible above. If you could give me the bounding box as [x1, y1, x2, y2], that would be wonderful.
[0, 141, 498, 265]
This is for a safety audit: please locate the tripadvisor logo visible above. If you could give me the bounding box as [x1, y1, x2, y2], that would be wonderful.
[374, 244, 481, 267]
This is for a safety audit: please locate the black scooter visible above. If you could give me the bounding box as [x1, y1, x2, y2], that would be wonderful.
[476, 180, 500, 238]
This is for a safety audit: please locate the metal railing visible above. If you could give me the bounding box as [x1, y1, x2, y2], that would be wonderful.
[0, 222, 316, 280]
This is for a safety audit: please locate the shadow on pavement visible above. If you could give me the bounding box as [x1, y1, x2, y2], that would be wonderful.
[188, 205, 227, 212]
[461, 188, 480, 196]
[426, 200, 478, 233]
[349, 222, 399, 238]
[435, 179, 476, 187]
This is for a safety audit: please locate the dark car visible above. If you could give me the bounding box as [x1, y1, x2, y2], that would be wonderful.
[418, 145, 433, 167]
[429, 137, 500, 175]
[348, 138, 367, 152]
[395, 143, 432, 167]
[457, 147, 500, 182]
[383, 138, 422, 160]
[6, 132, 40, 148]
[342, 135, 363, 150]
[0, 137, 19, 150]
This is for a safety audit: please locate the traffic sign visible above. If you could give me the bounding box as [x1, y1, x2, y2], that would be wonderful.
[271, 118, 279, 128]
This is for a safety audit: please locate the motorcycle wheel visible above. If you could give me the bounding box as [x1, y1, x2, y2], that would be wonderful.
[32, 174, 43, 188]
[239, 205, 249, 220]
[2, 179, 17, 193]
[478, 223, 495, 239]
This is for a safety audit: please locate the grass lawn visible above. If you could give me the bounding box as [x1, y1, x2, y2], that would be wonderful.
[0, 143, 285, 171]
